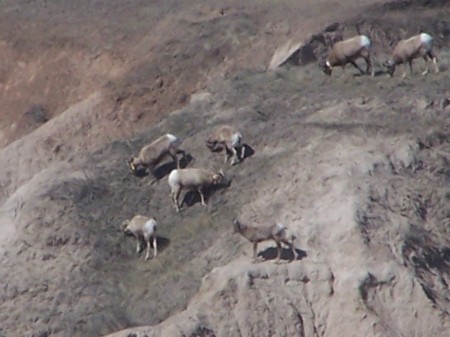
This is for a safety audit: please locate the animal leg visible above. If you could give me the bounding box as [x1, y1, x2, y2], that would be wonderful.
[282, 238, 297, 262]
[275, 241, 282, 264]
[171, 187, 182, 212]
[169, 151, 180, 169]
[144, 234, 157, 260]
[341, 64, 346, 77]
[176, 149, 187, 166]
[349, 60, 364, 74]
[365, 55, 374, 76]
[240, 145, 246, 160]
[252, 242, 259, 262]
[144, 239, 151, 260]
[136, 237, 143, 254]
[224, 150, 229, 164]
[428, 51, 439, 73]
[421, 55, 429, 76]
[153, 236, 157, 258]
[230, 147, 239, 165]
[198, 188, 207, 206]
[401, 63, 407, 78]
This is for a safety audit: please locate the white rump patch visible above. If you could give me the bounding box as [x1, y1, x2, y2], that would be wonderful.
[326, 60, 331, 68]
[276, 223, 287, 231]
[420, 33, 433, 50]
[144, 218, 158, 233]
[168, 169, 180, 188]
[166, 133, 178, 143]
[360, 35, 371, 49]
[231, 132, 242, 147]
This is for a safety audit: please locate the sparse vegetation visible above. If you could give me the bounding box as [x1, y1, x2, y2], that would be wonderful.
[0, 1, 449, 337]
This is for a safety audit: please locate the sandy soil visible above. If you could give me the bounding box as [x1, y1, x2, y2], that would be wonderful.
[0, 1, 449, 337]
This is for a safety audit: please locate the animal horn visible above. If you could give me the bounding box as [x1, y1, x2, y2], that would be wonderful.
[128, 158, 136, 171]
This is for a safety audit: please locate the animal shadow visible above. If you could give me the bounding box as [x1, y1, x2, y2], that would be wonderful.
[130, 164, 149, 178]
[182, 183, 230, 208]
[258, 247, 307, 262]
[135, 235, 171, 254]
[152, 154, 196, 180]
[240, 143, 255, 160]
[153, 235, 171, 252]
[353, 69, 385, 77]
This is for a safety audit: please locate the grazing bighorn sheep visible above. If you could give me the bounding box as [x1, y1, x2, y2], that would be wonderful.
[128, 133, 187, 176]
[206, 125, 244, 165]
[321, 35, 374, 76]
[384, 33, 439, 78]
[233, 218, 298, 263]
[168, 168, 230, 212]
[122, 215, 158, 260]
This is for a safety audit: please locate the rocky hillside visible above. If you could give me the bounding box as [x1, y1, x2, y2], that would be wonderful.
[0, 1, 449, 337]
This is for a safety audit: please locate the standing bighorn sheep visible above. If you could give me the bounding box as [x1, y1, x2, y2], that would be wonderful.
[384, 33, 439, 77]
[206, 125, 244, 165]
[233, 218, 298, 263]
[321, 35, 374, 77]
[128, 133, 188, 176]
[168, 168, 230, 212]
[122, 215, 158, 260]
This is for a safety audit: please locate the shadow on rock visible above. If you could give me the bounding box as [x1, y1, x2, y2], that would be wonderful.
[240, 143, 255, 161]
[258, 247, 307, 262]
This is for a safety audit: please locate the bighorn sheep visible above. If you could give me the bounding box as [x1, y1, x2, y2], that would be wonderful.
[128, 133, 187, 176]
[168, 168, 230, 212]
[122, 215, 158, 260]
[206, 125, 244, 165]
[233, 218, 298, 263]
[384, 33, 439, 77]
[321, 35, 374, 76]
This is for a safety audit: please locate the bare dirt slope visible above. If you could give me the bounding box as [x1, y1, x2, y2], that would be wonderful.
[0, 1, 450, 337]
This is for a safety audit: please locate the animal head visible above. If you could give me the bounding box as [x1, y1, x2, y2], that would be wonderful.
[319, 59, 332, 76]
[121, 220, 132, 235]
[232, 218, 242, 233]
[212, 169, 231, 186]
[212, 172, 223, 184]
[206, 138, 224, 152]
[128, 158, 137, 172]
[383, 59, 395, 76]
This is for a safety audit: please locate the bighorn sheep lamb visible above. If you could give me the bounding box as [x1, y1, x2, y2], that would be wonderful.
[122, 215, 158, 260]
[128, 133, 187, 176]
[384, 33, 439, 77]
[168, 168, 230, 212]
[321, 35, 374, 76]
[233, 218, 298, 263]
[206, 125, 244, 165]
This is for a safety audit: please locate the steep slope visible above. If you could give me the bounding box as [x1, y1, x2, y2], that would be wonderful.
[0, 1, 449, 337]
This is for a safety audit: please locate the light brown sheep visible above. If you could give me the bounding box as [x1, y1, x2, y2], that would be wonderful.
[128, 133, 187, 176]
[233, 218, 297, 263]
[168, 168, 230, 212]
[206, 125, 244, 165]
[384, 33, 439, 77]
[122, 215, 158, 260]
[321, 35, 374, 76]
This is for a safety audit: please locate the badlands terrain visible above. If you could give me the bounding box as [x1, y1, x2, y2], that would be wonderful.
[0, 0, 449, 336]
